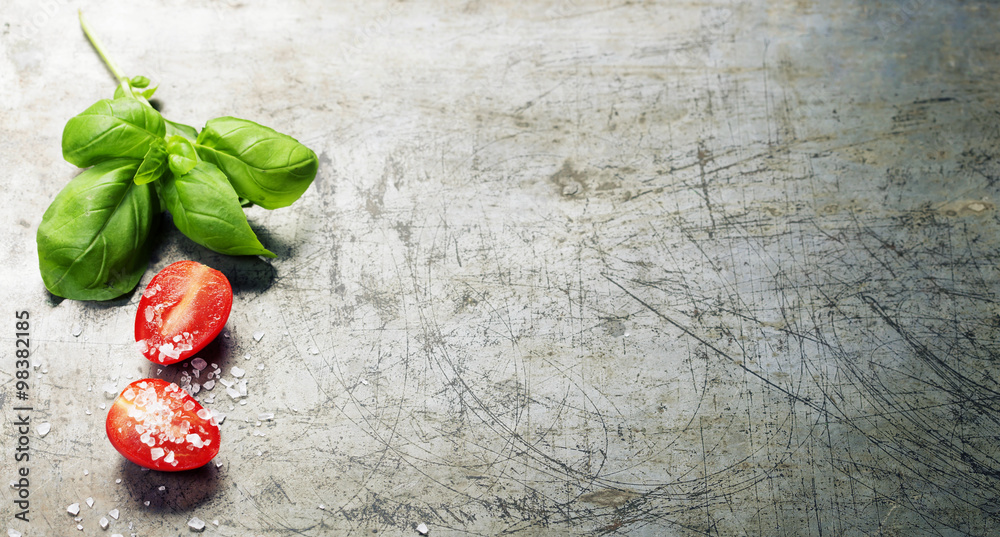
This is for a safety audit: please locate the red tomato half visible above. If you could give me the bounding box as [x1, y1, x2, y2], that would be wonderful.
[106, 378, 221, 471]
[135, 260, 232, 365]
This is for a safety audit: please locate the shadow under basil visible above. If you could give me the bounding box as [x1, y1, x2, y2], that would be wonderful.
[118, 459, 221, 512]
[152, 215, 278, 296]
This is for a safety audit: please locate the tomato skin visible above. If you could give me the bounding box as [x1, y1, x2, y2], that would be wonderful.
[106, 378, 220, 471]
[135, 260, 232, 365]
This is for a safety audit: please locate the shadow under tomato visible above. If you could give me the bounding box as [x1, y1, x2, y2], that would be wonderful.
[141, 335, 233, 385]
[118, 458, 221, 512]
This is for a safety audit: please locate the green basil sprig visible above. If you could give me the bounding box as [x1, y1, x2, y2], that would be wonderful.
[37, 12, 318, 300]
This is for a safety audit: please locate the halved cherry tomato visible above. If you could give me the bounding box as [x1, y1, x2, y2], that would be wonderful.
[135, 260, 232, 365]
[106, 378, 220, 471]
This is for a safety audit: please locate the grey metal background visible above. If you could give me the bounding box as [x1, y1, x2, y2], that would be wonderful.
[2, 1, 1000, 535]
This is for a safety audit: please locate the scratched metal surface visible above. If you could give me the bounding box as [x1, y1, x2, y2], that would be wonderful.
[3, 0, 1000, 535]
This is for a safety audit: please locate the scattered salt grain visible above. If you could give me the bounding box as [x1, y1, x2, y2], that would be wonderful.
[417, 522, 429, 535]
[238, 380, 247, 397]
[318, 504, 325, 510]
[85, 410, 92, 415]
[158, 486, 165, 491]
[76, 524, 83, 531]
[109, 508, 120, 519]
[253, 331, 264, 342]
[219, 378, 234, 388]
[100, 517, 109, 529]
[144, 501, 150, 506]
[308, 347, 319, 355]
[213, 520, 219, 526]
[211, 409, 226, 424]
[192, 358, 207, 370]
[103, 384, 118, 399]
[243, 353, 251, 360]
[258, 412, 274, 421]
[99, 403, 106, 410]
[203, 380, 216, 391]
[71, 323, 83, 337]
[86, 497, 94, 508]
[67, 503, 80, 515]
[226, 387, 241, 400]
[257, 363, 265, 370]
[231, 366, 245, 378]
[83, 470, 89, 476]
[361, 378, 369, 385]
[37, 422, 51, 437]
[188, 516, 206, 532]
[9, 529, 22, 537]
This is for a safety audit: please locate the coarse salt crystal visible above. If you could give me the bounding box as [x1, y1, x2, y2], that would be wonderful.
[417, 522, 429, 535]
[258, 412, 274, 421]
[231, 366, 245, 378]
[211, 409, 226, 424]
[238, 380, 247, 397]
[192, 358, 207, 370]
[9, 529, 23, 537]
[253, 331, 264, 342]
[188, 516, 206, 531]
[37, 422, 51, 436]
[67, 503, 80, 515]
[158, 486, 165, 491]
[100, 516, 109, 529]
[203, 380, 216, 391]
[164, 451, 176, 464]
[86, 497, 94, 508]
[71, 323, 83, 337]
[109, 508, 120, 519]
[150, 447, 165, 460]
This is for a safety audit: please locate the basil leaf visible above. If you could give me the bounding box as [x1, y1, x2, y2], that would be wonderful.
[134, 139, 168, 185]
[165, 119, 198, 141]
[195, 117, 318, 210]
[159, 161, 276, 258]
[166, 135, 198, 177]
[36, 159, 157, 300]
[130, 75, 150, 88]
[62, 98, 166, 168]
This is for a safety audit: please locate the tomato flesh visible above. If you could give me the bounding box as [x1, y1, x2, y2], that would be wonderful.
[106, 378, 220, 471]
[135, 260, 232, 365]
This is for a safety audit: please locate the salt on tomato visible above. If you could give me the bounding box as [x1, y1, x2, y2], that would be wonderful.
[106, 378, 221, 471]
[135, 260, 232, 365]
